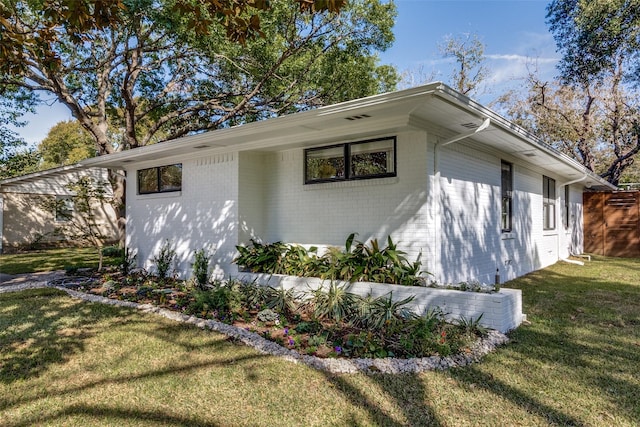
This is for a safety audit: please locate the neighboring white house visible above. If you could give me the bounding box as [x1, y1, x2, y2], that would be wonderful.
[81, 83, 615, 284]
[0, 166, 118, 253]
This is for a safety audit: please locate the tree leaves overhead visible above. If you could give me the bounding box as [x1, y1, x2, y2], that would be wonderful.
[0, 0, 395, 156]
[547, 0, 640, 85]
[0, 0, 346, 75]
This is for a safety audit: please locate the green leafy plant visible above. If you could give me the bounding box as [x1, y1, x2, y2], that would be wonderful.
[237, 280, 267, 310]
[234, 233, 428, 286]
[191, 249, 210, 289]
[152, 240, 176, 279]
[264, 286, 299, 315]
[355, 292, 417, 330]
[458, 313, 488, 337]
[234, 240, 288, 273]
[119, 247, 137, 275]
[308, 281, 357, 324]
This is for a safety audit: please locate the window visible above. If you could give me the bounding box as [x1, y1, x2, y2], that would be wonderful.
[305, 137, 396, 184]
[543, 175, 556, 230]
[564, 185, 570, 228]
[55, 196, 74, 222]
[138, 164, 182, 194]
[501, 161, 513, 231]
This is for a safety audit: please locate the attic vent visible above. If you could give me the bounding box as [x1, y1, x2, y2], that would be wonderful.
[194, 144, 210, 149]
[345, 114, 372, 121]
[460, 122, 479, 129]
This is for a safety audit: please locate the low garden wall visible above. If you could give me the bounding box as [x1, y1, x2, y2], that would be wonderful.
[235, 273, 524, 333]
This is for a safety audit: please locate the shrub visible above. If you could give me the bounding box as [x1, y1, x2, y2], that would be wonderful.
[191, 249, 210, 289]
[307, 281, 357, 324]
[264, 286, 299, 315]
[354, 292, 417, 331]
[152, 240, 176, 279]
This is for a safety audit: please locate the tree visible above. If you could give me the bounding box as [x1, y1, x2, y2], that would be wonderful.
[38, 120, 96, 169]
[398, 32, 488, 96]
[0, 0, 397, 241]
[541, 0, 640, 185]
[498, 68, 640, 186]
[547, 0, 640, 85]
[41, 176, 113, 270]
[0, 95, 40, 179]
[439, 33, 488, 96]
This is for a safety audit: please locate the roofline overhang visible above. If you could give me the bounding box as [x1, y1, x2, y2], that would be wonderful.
[0, 164, 92, 187]
[431, 85, 617, 190]
[78, 82, 616, 190]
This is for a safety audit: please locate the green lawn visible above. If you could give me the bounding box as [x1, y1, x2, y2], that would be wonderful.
[1, 256, 639, 426]
[0, 247, 119, 275]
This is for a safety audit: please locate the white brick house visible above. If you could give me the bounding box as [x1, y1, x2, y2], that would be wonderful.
[82, 83, 614, 284]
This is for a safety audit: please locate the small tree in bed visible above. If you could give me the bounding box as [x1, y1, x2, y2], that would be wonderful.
[43, 176, 113, 271]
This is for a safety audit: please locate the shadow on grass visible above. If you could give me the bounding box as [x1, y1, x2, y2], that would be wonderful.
[0, 289, 270, 422]
[0, 288, 133, 383]
[448, 260, 640, 425]
[5, 404, 222, 427]
[326, 373, 442, 426]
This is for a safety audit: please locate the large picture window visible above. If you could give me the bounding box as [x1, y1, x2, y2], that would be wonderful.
[138, 164, 182, 194]
[543, 175, 556, 230]
[501, 161, 513, 232]
[305, 137, 396, 184]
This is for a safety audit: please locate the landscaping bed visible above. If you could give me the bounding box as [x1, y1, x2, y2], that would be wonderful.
[56, 268, 503, 366]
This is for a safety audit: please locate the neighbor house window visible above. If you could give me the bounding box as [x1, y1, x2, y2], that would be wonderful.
[543, 175, 556, 230]
[305, 137, 396, 184]
[138, 164, 182, 194]
[501, 161, 513, 232]
[564, 185, 570, 228]
[55, 196, 74, 222]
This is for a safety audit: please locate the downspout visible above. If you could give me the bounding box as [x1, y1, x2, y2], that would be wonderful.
[432, 118, 491, 283]
[556, 174, 588, 261]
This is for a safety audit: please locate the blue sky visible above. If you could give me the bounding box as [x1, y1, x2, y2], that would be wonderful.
[15, 0, 559, 145]
[381, 0, 559, 99]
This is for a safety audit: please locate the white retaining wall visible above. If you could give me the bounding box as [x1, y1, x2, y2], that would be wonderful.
[235, 273, 524, 333]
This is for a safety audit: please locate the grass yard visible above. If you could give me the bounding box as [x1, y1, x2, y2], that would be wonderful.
[1, 255, 639, 426]
[0, 247, 119, 275]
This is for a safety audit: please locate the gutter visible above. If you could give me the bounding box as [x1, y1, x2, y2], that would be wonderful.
[432, 117, 491, 283]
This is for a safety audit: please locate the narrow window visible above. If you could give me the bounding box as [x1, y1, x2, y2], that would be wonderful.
[501, 161, 513, 231]
[564, 185, 570, 228]
[55, 196, 74, 222]
[543, 175, 556, 230]
[138, 164, 182, 194]
[305, 137, 396, 184]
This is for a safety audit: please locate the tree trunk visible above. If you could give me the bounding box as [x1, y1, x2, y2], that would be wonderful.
[108, 169, 127, 247]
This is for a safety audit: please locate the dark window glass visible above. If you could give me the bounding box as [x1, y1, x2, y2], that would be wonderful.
[138, 168, 159, 194]
[138, 164, 182, 194]
[543, 175, 556, 230]
[501, 161, 513, 231]
[350, 139, 395, 178]
[305, 146, 346, 182]
[160, 164, 182, 192]
[305, 137, 396, 184]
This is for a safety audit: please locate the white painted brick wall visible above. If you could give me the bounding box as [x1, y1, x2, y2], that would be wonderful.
[259, 130, 434, 274]
[437, 144, 502, 284]
[126, 154, 240, 278]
